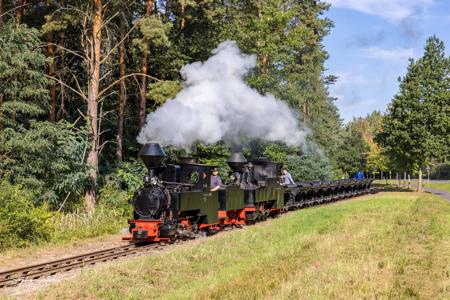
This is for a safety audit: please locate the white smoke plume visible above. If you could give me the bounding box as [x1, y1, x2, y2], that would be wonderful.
[138, 41, 308, 147]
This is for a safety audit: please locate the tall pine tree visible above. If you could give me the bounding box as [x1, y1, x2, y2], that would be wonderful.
[0, 20, 49, 128]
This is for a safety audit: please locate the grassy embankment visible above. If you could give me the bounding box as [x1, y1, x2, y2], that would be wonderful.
[427, 182, 450, 193]
[29, 191, 450, 299]
[375, 180, 450, 193]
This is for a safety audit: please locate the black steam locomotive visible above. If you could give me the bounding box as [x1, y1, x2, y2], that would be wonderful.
[124, 143, 373, 242]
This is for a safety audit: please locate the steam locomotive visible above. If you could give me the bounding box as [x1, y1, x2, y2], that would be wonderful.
[123, 143, 373, 242]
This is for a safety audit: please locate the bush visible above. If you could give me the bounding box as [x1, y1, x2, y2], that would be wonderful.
[284, 153, 333, 182]
[98, 181, 133, 215]
[0, 179, 52, 250]
[0, 121, 90, 207]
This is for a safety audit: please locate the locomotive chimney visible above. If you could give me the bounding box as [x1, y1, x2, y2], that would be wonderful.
[227, 152, 247, 173]
[139, 143, 166, 178]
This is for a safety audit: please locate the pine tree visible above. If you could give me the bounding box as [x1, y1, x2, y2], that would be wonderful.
[0, 20, 49, 128]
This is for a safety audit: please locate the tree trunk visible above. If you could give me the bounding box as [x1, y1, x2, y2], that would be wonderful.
[165, 0, 171, 22]
[0, 94, 3, 130]
[260, 54, 269, 73]
[179, 0, 185, 30]
[138, 0, 154, 129]
[46, 31, 57, 123]
[0, 0, 3, 24]
[85, 0, 102, 211]
[302, 102, 308, 126]
[407, 173, 411, 189]
[116, 16, 126, 162]
[417, 166, 423, 192]
[59, 31, 66, 119]
[0, 0, 2, 131]
[15, 0, 24, 23]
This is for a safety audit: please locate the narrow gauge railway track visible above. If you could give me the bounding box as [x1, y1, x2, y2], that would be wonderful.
[0, 243, 160, 288]
[0, 187, 379, 289]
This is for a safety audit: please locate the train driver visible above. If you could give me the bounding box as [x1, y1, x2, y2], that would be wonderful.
[210, 167, 223, 192]
[282, 168, 296, 185]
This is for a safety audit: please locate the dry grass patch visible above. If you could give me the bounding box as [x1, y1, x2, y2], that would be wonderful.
[12, 192, 450, 300]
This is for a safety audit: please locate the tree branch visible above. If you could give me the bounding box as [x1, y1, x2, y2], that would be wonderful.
[97, 73, 160, 99]
[45, 75, 88, 101]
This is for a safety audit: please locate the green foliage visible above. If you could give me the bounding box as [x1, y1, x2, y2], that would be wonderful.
[0, 20, 49, 126]
[114, 159, 147, 192]
[147, 80, 182, 105]
[97, 159, 146, 213]
[377, 36, 450, 170]
[263, 143, 289, 163]
[0, 121, 90, 206]
[196, 142, 231, 178]
[0, 179, 52, 250]
[134, 16, 172, 51]
[337, 121, 369, 176]
[98, 181, 133, 212]
[284, 152, 333, 182]
[41, 11, 78, 34]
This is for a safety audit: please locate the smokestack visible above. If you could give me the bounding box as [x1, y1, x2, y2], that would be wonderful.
[227, 152, 247, 173]
[139, 143, 166, 177]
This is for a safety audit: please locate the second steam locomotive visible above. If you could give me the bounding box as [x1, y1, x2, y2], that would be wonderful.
[124, 143, 373, 242]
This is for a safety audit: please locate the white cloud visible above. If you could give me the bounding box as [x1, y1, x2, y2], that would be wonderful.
[327, 0, 434, 22]
[362, 47, 414, 61]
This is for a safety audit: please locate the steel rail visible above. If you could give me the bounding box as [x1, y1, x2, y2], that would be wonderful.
[0, 243, 159, 288]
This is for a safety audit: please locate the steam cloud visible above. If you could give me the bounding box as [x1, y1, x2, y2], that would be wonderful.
[138, 41, 307, 147]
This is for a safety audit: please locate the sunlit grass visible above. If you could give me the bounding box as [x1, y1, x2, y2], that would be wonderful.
[28, 192, 450, 300]
[375, 179, 450, 193]
[426, 182, 450, 193]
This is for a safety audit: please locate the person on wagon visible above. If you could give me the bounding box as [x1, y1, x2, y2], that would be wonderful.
[210, 167, 223, 191]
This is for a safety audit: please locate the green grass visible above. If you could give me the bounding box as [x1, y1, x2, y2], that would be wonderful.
[427, 182, 450, 193]
[375, 180, 450, 193]
[27, 192, 450, 299]
[49, 206, 128, 243]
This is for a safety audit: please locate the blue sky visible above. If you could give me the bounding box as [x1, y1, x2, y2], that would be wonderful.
[323, 0, 450, 122]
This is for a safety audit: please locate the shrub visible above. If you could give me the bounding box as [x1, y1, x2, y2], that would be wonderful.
[98, 181, 133, 215]
[0, 121, 90, 207]
[284, 153, 333, 181]
[0, 179, 52, 250]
